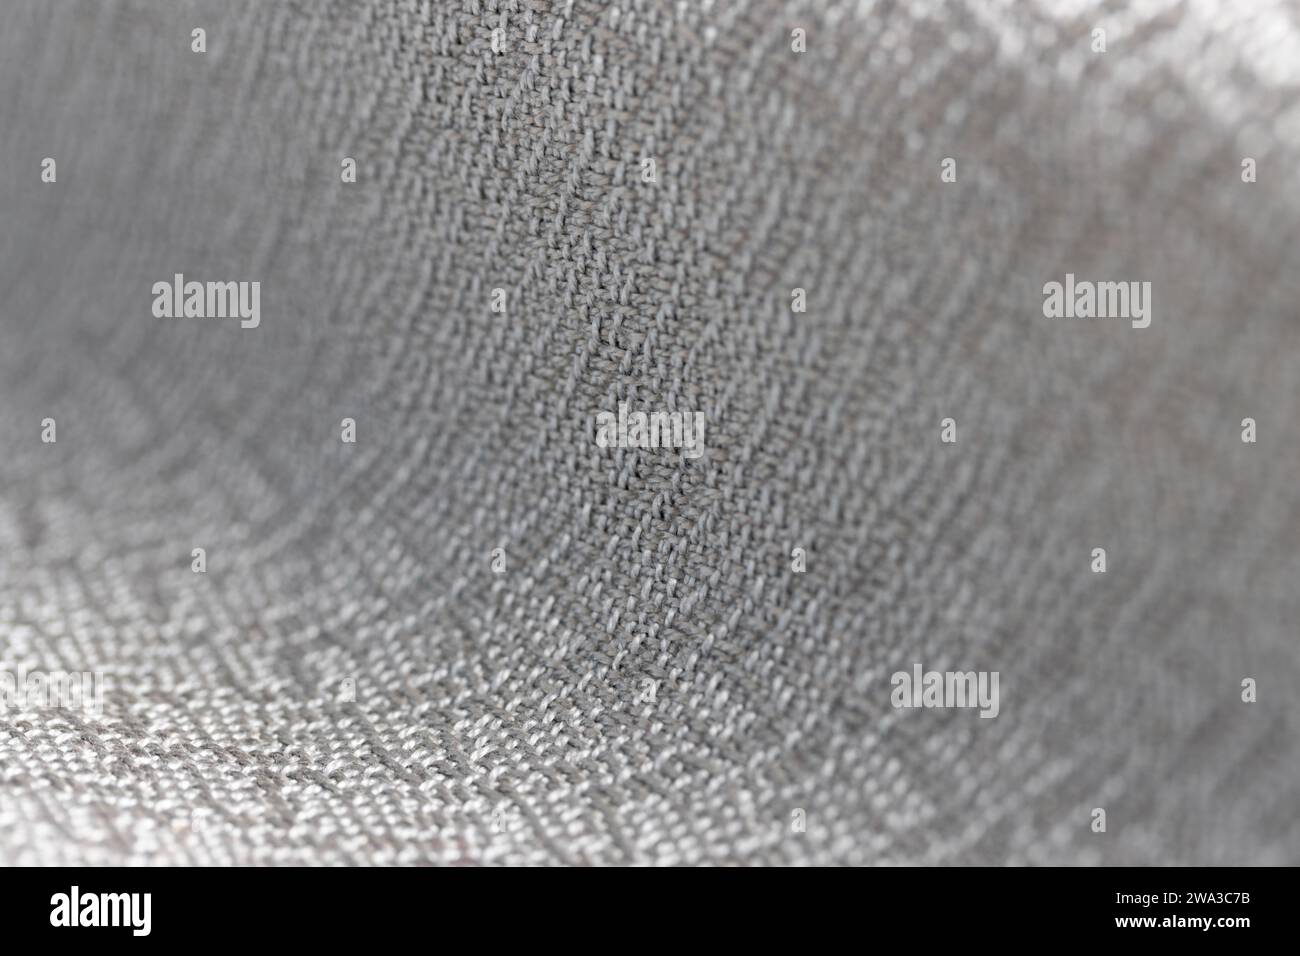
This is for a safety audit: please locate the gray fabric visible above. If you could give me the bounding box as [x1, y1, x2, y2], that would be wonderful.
[1, 0, 1298, 865]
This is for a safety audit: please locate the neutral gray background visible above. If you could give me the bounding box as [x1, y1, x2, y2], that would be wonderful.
[0, 0, 1297, 864]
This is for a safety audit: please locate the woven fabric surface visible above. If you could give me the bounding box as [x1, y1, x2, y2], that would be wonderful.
[1, 0, 1298, 865]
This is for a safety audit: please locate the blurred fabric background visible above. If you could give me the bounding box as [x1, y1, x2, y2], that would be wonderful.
[0, 0, 1297, 864]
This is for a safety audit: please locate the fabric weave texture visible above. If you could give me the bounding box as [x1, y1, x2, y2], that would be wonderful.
[1, 0, 1298, 865]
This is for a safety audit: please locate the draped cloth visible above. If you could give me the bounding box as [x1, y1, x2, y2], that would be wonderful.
[1, 0, 1297, 865]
